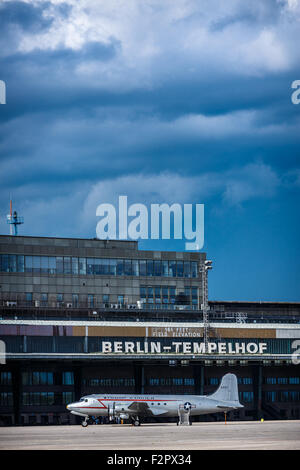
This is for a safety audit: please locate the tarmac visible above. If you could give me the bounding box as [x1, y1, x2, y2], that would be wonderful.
[0, 420, 300, 450]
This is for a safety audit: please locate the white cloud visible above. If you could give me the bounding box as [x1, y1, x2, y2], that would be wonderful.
[10, 0, 300, 88]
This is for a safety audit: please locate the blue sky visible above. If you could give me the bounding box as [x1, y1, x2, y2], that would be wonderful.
[0, 0, 299, 301]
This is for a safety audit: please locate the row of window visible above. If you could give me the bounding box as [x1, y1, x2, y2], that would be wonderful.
[140, 286, 198, 305]
[263, 391, 300, 402]
[0, 254, 199, 278]
[21, 371, 74, 386]
[264, 377, 300, 385]
[83, 378, 135, 387]
[148, 378, 195, 386]
[209, 377, 253, 385]
[22, 392, 75, 406]
[0, 372, 74, 386]
[0, 391, 75, 406]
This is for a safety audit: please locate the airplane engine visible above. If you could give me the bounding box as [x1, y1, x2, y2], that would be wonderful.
[114, 404, 131, 414]
[108, 402, 132, 419]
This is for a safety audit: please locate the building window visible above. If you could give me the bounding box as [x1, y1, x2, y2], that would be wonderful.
[209, 378, 219, 385]
[116, 259, 124, 276]
[40, 256, 48, 274]
[22, 372, 54, 386]
[278, 377, 288, 385]
[124, 259, 132, 276]
[88, 295, 95, 308]
[265, 377, 277, 385]
[40, 293, 48, 306]
[57, 294, 63, 306]
[25, 256, 33, 273]
[0, 253, 199, 279]
[56, 257, 63, 274]
[243, 377, 252, 385]
[79, 258, 86, 275]
[0, 392, 13, 406]
[62, 391, 75, 404]
[72, 294, 79, 308]
[49, 257, 56, 274]
[264, 391, 276, 402]
[139, 260, 146, 276]
[62, 372, 74, 385]
[22, 392, 55, 406]
[289, 377, 300, 384]
[17, 255, 25, 273]
[0, 372, 12, 386]
[242, 391, 254, 402]
[154, 261, 161, 276]
[147, 260, 154, 276]
[72, 258, 78, 275]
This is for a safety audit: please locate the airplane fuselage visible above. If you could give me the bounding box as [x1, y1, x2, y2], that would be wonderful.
[67, 393, 239, 418]
[66, 374, 244, 425]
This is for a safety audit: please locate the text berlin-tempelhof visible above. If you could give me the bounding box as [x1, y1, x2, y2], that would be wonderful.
[100, 340, 268, 355]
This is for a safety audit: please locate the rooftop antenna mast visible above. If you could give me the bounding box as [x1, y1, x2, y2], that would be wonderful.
[7, 199, 24, 235]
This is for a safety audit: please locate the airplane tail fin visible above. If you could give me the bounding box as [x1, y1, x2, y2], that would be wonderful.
[208, 373, 242, 405]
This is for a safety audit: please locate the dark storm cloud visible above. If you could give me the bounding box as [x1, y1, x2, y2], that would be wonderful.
[0, 1, 53, 32]
[0, 0, 299, 300]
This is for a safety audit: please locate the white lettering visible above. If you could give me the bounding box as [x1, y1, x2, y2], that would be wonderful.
[259, 343, 267, 354]
[235, 343, 246, 354]
[218, 342, 227, 354]
[96, 204, 116, 239]
[128, 203, 148, 239]
[114, 342, 123, 353]
[183, 342, 191, 353]
[291, 80, 300, 105]
[172, 342, 182, 353]
[184, 203, 204, 250]
[193, 342, 205, 354]
[151, 203, 182, 240]
[208, 342, 217, 353]
[150, 342, 161, 353]
[102, 341, 112, 353]
[246, 342, 259, 354]
[125, 342, 135, 353]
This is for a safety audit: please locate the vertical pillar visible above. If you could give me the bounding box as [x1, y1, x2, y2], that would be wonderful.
[253, 364, 262, 420]
[258, 364, 262, 419]
[134, 362, 143, 394]
[200, 364, 205, 395]
[193, 364, 202, 395]
[74, 365, 82, 401]
[11, 364, 21, 425]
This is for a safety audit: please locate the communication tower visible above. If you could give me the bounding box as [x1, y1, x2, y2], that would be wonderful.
[7, 200, 24, 235]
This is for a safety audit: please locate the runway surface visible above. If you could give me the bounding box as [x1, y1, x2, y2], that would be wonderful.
[0, 420, 300, 450]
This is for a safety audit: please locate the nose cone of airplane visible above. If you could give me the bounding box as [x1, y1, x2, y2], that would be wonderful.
[66, 403, 73, 410]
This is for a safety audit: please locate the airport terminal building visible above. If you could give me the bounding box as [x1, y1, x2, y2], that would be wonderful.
[0, 235, 300, 425]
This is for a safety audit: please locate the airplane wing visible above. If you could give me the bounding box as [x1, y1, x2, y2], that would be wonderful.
[127, 401, 166, 416]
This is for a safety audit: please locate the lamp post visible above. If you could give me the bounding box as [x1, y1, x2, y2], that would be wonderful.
[200, 260, 213, 353]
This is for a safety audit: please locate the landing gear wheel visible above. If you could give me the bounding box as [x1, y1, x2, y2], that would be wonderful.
[82, 419, 88, 427]
[134, 420, 140, 426]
